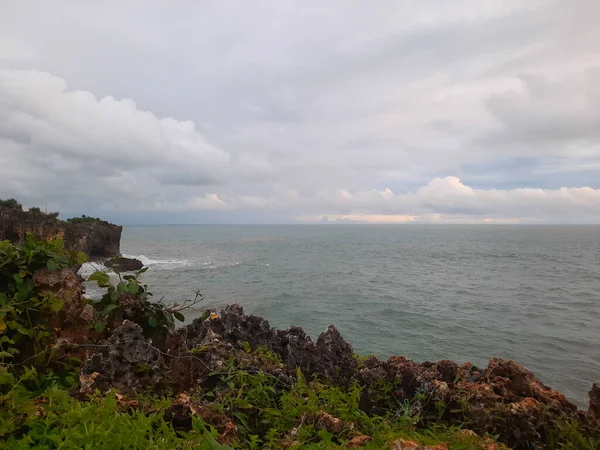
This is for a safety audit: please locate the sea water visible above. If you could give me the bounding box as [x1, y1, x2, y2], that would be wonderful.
[80, 225, 600, 407]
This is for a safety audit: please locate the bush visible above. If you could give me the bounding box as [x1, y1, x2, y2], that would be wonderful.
[0, 198, 22, 210]
[65, 214, 106, 225]
[28, 207, 42, 214]
[0, 234, 86, 373]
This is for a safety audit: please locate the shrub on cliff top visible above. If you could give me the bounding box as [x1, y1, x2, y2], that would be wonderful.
[65, 214, 107, 225]
[0, 198, 22, 210]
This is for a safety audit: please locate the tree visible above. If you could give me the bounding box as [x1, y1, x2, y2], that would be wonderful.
[0, 198, 23, 210]
[29, 206, 42, 214]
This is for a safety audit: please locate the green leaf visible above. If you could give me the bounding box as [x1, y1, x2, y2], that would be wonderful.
[88, 271, 110, 286]
[49, 297, 64, 312]
[125, 282, 139, 294]
[46, 259, 60, 271]
[103, 304, 118, 315]
[95, 321, 106, 334]
[0, 369, 15, 385]
[136, 267, 148, 276]
[173, 311, 185, 322]
[147, 316, 158, 328]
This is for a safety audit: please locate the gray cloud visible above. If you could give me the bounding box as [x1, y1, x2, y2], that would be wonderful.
[0, 1, 599, 223]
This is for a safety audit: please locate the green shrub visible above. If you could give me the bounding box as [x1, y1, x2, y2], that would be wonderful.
[0, 198, 23, 210]
[65, 215, 106, 225]
[87, 268, 202, 336]
[0, 234, 86, 373]
[0, 378, 233, 449]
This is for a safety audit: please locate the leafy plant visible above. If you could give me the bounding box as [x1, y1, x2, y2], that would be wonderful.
[0, 234, 86, 370]
[87, 267, 203, 335]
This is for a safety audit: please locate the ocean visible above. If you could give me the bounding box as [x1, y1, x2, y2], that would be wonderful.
[80, 225, 600, 408]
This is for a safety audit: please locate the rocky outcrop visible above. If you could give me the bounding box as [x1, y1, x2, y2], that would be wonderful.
[0, 207, 121, 257]
[79, 304, 600, 449]
[105, 257, 143, 272]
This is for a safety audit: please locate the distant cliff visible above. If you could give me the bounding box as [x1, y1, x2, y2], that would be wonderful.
[0, 207, 122, 257]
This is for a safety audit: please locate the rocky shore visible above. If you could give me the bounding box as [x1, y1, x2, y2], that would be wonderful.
[31, 265, 597, 449]
[1, 230, 599, 449]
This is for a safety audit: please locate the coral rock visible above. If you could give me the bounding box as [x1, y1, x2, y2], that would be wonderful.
[346, 435, 372, 447]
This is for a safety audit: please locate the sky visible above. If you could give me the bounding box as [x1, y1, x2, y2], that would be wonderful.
[1, 1, 599, 224]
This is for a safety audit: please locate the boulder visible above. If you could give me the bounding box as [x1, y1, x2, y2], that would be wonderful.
[589, 383, 600, 419]
[105, 257, 144, 272]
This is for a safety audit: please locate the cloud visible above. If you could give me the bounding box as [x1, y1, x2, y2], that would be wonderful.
[296, 177, 600, 223]
[0, 2, 599, 223]
[0, 70, 231, 209]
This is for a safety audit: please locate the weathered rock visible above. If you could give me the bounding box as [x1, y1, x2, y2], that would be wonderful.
[437, 360, 458, 383]
[589, 383, 600, 419]
[80, 321, 167, 393]
[77, 303, 600, 450]
[105, 257, 143, 272]
[390, 439, 420, 450]
[312, 325, 358, 384]
[164, 393, 238, 444]
[310, 411, 343, 434]
[0, 206, 122, 257]
[346, 435, 372, 447]
[33, 268, 94, 339]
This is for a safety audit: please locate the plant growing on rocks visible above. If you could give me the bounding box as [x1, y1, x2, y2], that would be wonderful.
[0, 234, 86, 371]
[87, 266, 203, 336]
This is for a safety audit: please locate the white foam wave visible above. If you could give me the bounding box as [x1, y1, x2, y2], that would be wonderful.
[78, 261, 108, 278]
[122, 254, 191, 270]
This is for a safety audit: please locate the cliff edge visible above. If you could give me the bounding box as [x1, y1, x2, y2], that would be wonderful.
[0, 206, 122, 257]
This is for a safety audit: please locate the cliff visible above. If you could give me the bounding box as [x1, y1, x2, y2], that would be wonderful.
[0, 206, 122, 257]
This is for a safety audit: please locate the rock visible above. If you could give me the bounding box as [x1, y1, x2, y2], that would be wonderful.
[312, 325, 358, 384]
[485, 358, 535, 397]
[80, 320, 166, 393]
[312, 411, 343, 434]
[346, 435, 372, 447]
[163, 393, 238, 444]
[33, 268, 93, 331]
[77, 303, 597, 450]
[105, 257, 143, 272]
[437, 360, 458, 383]
[423, 444, 448, 450]
[0, 206, 122, 257]
[390, 439, 420, 450]
[589, 383, 600, 419]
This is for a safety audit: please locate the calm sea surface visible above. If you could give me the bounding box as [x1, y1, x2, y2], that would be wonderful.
[81, 225, 600, 407]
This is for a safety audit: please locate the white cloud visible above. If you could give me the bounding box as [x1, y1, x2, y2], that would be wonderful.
[0, 70, 232, 209]
[0, 2, 599, 223]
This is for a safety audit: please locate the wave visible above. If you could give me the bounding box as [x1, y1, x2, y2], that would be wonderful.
[122, 254, 191, 270]
[200, 260, 242, 269]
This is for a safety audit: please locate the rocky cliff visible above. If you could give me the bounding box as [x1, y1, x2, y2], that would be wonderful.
[0, 207, 122, 257]
[78, 304, 600, 449]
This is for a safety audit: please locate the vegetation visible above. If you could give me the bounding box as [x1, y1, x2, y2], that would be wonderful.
[0, 198, 23, 210]
[0, 236, 598, 449]
[65, 214, 107, 225]
[0, 234, 86, 371]
[87, 266, 202, 335]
